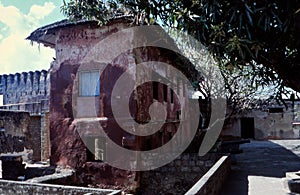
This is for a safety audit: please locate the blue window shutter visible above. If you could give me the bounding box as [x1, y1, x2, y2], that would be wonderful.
[80, 71, 100, 96]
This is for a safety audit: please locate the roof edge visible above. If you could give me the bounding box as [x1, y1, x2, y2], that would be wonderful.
[26, 15, 135, 45]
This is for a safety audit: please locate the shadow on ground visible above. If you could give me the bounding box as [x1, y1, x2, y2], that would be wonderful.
[221, 140, 300, 195]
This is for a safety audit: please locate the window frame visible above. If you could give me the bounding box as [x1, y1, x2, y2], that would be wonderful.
[78, 70, 100, 97]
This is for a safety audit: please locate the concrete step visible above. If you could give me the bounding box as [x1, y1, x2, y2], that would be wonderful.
[284, 171, 300, 193]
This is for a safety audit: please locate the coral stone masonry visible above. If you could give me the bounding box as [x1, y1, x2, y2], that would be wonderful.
[26, 18, 200, 191]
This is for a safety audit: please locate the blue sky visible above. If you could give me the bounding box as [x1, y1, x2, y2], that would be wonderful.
[0, 1, 65, 74]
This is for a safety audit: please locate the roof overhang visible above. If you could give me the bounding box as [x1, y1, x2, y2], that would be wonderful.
[26, 15, 134, 48]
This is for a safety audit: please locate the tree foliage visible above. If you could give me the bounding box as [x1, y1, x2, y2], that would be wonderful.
[61, 0, 300, 113]
[61, 0, 300, 92]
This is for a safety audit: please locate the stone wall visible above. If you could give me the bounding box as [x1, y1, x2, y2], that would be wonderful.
[0, 111, 30, 153]
[0, 131, 25, 153]
[0, 70, 50, 161]
[138, 153, 221, 194]
[222, 101, 300, 139]
[27, 115, 41, 161]
[41, 112, 50, 161]
[186, 155, 231, 195]
[0, 70, 49, 114]
[43, 19, 199, 191]
[0, 179, 121, 195]
[0, 111, 43, 161]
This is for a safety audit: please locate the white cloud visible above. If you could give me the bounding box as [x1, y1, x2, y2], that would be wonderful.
[0, 3, 25, 34]
[28, 2, 56, 20]
[0, 2, 56, 74]
[0, 33, 54, 74]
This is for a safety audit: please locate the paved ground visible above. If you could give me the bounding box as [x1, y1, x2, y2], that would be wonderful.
[221, 140, 300, 195]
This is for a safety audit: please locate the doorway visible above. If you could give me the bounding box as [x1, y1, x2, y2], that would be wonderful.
[240, 117, 255, 139]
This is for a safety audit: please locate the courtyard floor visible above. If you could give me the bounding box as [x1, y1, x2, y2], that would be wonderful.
[221, 140, 300, 195]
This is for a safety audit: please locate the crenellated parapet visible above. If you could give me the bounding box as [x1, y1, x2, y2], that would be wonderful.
[0, 75, 7, 94]
[0, 70, 49, 113]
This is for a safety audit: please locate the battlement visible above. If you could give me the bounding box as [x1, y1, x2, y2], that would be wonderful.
[0, 70, 49, 114]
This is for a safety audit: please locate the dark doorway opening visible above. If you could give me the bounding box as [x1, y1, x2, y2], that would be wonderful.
[85, 136, 106, 162]
[241, 117, 255, 139]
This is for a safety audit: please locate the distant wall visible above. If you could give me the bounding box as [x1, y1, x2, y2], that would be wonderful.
[0, 111, 43, 161]
[222, 101, 300, 139]
[0, 70, 49, 114]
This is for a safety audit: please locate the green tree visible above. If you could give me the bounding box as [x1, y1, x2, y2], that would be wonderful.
[61, 0, 300, 98]
[61, 0, 300, 92]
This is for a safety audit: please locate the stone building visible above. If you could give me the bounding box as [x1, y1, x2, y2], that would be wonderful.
[222, 100, 300, 140]
[0, 70, 50, 162]
[1, 16, 298, 193]
[27, 17, 203, 192]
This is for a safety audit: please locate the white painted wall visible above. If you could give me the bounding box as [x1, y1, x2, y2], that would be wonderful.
[222, 101, 300, 139]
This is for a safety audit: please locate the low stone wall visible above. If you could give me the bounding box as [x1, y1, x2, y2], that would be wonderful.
[0, 179, 121, 195]
[185, 155, 231, 195]
[25, 166, 56, 180]
[139, 153, 222, 194]
[26, 168, 74, 184]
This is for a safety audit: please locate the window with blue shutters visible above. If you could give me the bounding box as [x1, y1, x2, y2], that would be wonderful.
[79, 70, 100, 96]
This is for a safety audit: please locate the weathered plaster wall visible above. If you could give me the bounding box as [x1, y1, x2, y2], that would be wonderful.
[222, 117, 241, 138]
[252, 110, 296, 139]
[222, 101, 300, 139]
[49, 20, 196, 190]
[49, 22, 137, 189]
